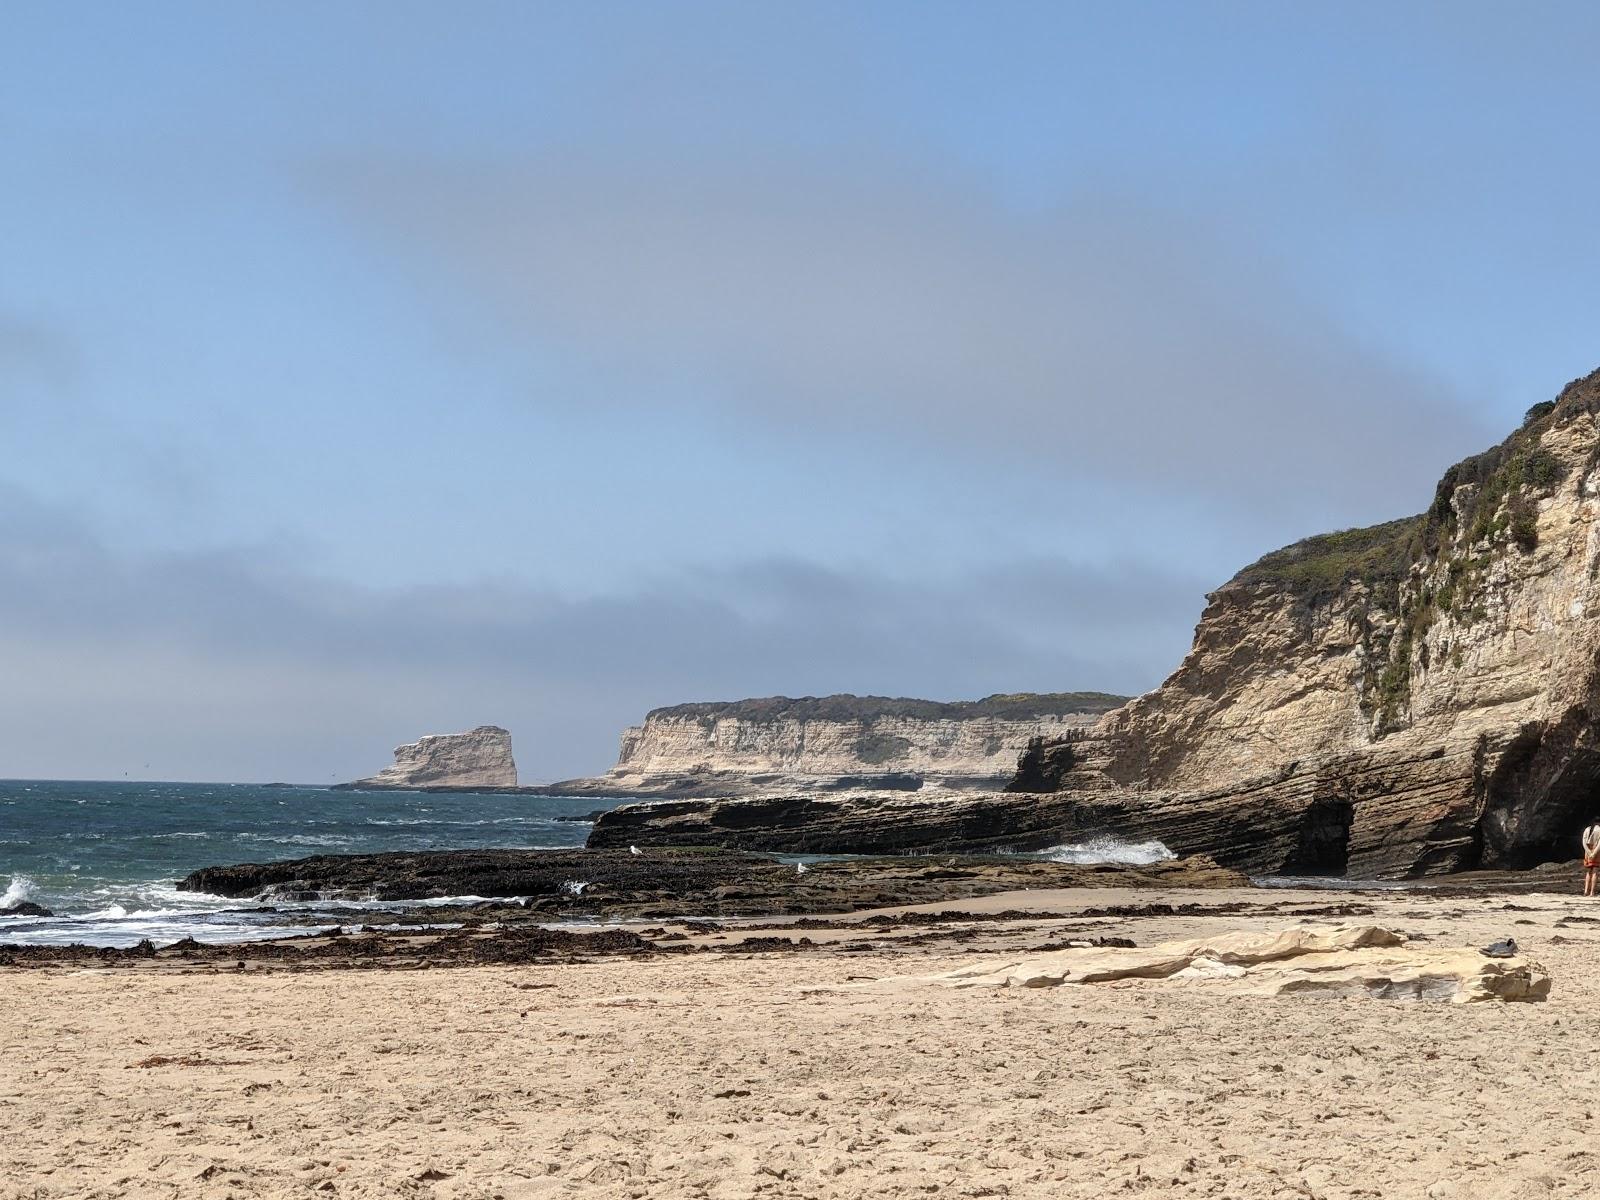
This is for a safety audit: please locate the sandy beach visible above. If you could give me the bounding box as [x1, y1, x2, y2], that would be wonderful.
[6, 884, 1599, 1200]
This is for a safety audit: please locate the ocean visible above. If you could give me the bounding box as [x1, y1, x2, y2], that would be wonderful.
[0, 780, 1199, 949]
[0, 780, 612, 948]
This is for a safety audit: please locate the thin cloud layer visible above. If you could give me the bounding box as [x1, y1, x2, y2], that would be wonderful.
[317, 154, 1495, 525]
[0, 484, 1205, 782]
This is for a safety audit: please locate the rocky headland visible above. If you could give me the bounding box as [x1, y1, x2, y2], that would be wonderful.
[536, 692, 1125, 798]
[593, 368, 1600, 880]
[335, 725, 518, 790]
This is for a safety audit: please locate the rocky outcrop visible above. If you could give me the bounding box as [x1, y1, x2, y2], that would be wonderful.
[0, 901, 53, 918]
[842, 926, 1551, 1003]
[177, 846, 1245, 917]
[588, 786, 1309, 870]
[548, 693, 1125, 797]
[337, 726, 517, 790]
[1009, 368, 1600, 878]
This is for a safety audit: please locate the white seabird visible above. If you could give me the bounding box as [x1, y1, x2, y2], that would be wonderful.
[630, 845, 642, 856]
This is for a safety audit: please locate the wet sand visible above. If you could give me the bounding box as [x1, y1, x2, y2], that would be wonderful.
[4, 883, 1599, 1199]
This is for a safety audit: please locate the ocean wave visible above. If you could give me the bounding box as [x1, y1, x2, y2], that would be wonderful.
[2, 875, 37, 907]
[1033, 837, 1177, 866]
[361, 816, 562, 827]
[237, 833, 354, 847]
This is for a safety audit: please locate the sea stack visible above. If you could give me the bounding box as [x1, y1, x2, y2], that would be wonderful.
[340, 726, 518, 790]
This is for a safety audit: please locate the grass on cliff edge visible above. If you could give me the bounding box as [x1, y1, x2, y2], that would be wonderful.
[1232, 517, 1425, 607]
[1231, 367, 1600, 607]
[648, 693, 1130, 723]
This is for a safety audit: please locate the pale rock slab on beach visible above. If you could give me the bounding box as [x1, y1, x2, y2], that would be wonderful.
[837, 925, 1552, 1003]
[343, 725, 517, 789]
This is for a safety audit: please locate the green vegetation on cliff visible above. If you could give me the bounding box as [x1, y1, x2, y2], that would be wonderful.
[1233, 368, 1600, 608]
[1226, 367, 1600, 731]
[647, 692, 1129, 724]
[1232, 517, 1426, 607]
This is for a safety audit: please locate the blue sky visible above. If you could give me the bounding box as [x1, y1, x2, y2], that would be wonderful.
[3, 2, 1599, 781]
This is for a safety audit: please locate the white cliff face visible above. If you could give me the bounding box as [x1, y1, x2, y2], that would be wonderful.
[348, 726, 518, 789]
[607, 699, 1114, 783]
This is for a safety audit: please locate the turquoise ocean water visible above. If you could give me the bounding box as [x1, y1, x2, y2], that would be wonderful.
[0, 780, 610, 948]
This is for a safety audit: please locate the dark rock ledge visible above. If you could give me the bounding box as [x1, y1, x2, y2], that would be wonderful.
[177, 847, 1246, 921]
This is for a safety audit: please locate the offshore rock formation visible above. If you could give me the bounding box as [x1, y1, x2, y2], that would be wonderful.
[550, 693, 1125, 798]
[1011, 367, 1600, 878]
[338, 726, 517, 790]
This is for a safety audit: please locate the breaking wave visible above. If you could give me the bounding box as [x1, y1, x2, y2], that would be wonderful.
[2, 875, 37, 908]
[1034, 837, 1176, 866]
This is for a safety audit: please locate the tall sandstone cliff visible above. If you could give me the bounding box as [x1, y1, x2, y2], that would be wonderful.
[601, 694, 1124, 790]
[1016, 368, 1600, 877]
[340, 726, 518, 790]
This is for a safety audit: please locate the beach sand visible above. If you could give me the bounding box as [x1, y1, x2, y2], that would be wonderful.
[5, 885, 1599, 1199]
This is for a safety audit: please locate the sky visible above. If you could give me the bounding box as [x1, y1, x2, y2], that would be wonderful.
[3, 2, 1599, 782]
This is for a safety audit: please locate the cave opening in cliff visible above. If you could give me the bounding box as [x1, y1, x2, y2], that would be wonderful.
[1474, 716, 1600, 869]
[1505, 751, 1600, 869]
[1280, 796, 1353, 876]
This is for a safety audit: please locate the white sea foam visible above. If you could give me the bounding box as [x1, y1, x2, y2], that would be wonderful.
[1035, 837, 1177, 866]
[2, 875, 37, 908]
[362, 816, 559, 827]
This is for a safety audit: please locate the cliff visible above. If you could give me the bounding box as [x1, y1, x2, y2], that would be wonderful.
[564, 692, 1125, 797]
[592, 368, 1600, 879]
[338, 726, 518, 790]
[1012, 367, 1600, 877]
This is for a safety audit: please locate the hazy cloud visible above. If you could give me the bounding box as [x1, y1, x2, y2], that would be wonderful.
[0, 483, 1204, 782]
[315, 153, 1497, 525]
[0, 314, 77, 402]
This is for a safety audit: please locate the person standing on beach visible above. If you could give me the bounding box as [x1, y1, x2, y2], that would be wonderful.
[1583, 821, 1600, 896]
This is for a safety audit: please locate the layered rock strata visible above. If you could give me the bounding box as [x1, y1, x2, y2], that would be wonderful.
[338, 726, 517, 790]
[586, 785, 1329, 874]
[547, 693, 1125, 797]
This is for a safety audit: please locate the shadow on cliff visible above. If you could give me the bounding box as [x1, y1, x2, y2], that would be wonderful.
[1475, 707, 1600, 869]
